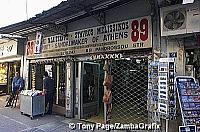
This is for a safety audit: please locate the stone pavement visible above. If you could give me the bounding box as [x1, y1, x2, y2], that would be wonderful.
[0, 95, 122, 132]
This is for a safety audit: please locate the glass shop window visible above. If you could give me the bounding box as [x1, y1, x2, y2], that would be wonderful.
[0, 63, 8, 84]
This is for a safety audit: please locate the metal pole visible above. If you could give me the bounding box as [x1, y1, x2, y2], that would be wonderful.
[56, 64, 59, 104]
[104, 60, 107, 124]
[166, 119, 168, 132]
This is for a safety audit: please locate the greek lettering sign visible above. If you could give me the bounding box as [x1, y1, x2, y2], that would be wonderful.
[27, 16, 152, 58]
[0, 40, 18, 58]
[34, 32, 43, 54]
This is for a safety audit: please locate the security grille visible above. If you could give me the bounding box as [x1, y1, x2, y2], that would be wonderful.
[111, 58, 148, 124]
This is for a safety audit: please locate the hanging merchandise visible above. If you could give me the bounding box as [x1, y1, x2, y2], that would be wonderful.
[148, 60, 160, 123]
[158, 58, 176, 120]
[103, 90, 112, 104]
[148, 61, 159, 102]
[103, 60, 113, 124]
[176, 76, 200, 131]
[103, 74, 113, 87]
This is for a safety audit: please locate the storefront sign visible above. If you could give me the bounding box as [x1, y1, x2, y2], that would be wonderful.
[0, 40, 18, 58]
[27, 16, 152, 58]
[34, 32, 43, 54]
[90, 53, 123, 60]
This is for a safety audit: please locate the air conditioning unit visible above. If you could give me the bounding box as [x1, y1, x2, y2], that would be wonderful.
[161, 2, 200, 36]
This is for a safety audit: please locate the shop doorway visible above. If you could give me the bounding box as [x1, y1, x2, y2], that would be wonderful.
[185, 49, 200, 83]
[29, 62, 66, 115]
[81, 62, 100, 118]
[7, 61, 21, 93]
[53, 62, 66, 114]
[77, 61, 104, 123]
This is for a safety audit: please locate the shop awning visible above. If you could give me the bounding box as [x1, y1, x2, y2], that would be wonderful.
[0, 0, 136, 37]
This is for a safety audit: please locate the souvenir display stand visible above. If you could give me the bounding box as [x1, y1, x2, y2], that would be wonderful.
[158, 58, 176, 118]
[158, 58, 176, 131]
[176, 76, 200, 131]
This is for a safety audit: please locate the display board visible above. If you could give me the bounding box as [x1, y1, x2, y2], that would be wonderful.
[176, 76, 199, 131]
[158, 58, 176, 119]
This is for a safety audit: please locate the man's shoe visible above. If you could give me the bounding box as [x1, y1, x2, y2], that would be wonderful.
[5, 104, 10, 107]
[47, 111, 52, 115]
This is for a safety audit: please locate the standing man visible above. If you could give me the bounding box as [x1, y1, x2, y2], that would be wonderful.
[5, 72, 24, 107]
[12, 72, 24, 94]
[43, 71, 55, 114]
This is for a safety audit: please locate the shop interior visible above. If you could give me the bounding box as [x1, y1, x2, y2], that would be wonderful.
[29, 62, 66, 114]
[0, 61, 20, 94]
[185, 49, 200, 83]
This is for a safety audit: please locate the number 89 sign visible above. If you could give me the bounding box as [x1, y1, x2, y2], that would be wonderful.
[130, 16, 152, 48]
[131, 18, 148, 42]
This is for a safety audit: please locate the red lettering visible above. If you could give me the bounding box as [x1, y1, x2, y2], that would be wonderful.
[140, 18, 148, 41]
[131, 20, 139, 42]
[131, 18, 149, 42]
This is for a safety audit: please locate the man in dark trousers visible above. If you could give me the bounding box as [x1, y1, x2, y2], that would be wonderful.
[43, 71, 55, 114]
[5, 72, 24, 107]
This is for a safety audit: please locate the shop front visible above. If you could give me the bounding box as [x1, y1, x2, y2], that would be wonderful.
[26, 35, 74, 115]
[159, 36, 200, 131]
[26, 57, 72, 115]
[70, 15, 154, 124]
[26, 15, 154, 123]
[74, 51, 151, 124]
[158, 1, 200, 131]
[0, 39, 25, 94]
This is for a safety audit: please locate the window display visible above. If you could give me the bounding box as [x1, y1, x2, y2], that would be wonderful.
[0, 63, 8, 84]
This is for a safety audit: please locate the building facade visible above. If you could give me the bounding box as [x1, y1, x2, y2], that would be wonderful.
[0, 38, 25, 93]
[159, 1, 200, 131]
[22, 0, 160, 125]
[2, 0, 197, 131]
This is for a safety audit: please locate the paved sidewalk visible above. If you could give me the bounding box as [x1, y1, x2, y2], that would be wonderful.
[0, 94, 156, 132]
[0, 95, 111, 132]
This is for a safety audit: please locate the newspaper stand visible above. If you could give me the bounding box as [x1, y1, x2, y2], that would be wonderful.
[20, 94, 45, 119]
